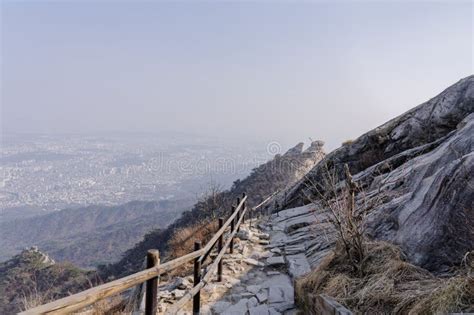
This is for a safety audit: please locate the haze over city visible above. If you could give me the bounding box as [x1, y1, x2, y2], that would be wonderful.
[1, 1, 474, 314]
[2, 1, 472, 150]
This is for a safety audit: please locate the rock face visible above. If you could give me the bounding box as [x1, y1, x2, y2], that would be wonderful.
[366, 113, 474, 271]
[278, 75, 474, 272]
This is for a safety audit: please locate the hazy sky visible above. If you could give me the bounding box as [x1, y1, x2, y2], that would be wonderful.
[1, 1, 473, 150]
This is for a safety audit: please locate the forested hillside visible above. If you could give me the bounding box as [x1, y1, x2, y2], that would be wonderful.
[0, 199, 190, 267]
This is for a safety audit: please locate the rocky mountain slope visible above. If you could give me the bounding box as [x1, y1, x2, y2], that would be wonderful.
[0, 247, 96, 314]
[106, 141, 325, 277]
[0, 199, 190, 267]
[5, 76, 472, 313]
[277, 75, 474, 273]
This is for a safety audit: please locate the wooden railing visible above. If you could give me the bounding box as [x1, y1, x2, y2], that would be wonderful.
[20, 192, 277, 315]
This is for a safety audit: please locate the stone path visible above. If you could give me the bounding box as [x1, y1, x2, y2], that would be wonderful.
[266, 204, 335, 273]
[204, 222, 298, 315]
[154, 204, 341, 314]
[156, 210, 316, 315]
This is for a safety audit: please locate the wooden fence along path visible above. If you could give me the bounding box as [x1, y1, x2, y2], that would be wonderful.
[20, 192, 277, 315]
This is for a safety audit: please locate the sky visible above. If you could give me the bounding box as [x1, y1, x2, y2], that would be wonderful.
[1, 1, 473, 150]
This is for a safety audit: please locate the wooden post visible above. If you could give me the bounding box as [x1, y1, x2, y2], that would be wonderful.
[217, 218, 224, 282]
[193, 242, 202, 315]
[145, 249, 159, 315]
[242, 193, 246, 222]
[249, 206, 252, 229]
[236, 198, 241, 232]
[230, 206, 235, 254]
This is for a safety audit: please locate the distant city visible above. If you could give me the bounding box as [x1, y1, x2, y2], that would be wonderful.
[0, 133, 271, 215]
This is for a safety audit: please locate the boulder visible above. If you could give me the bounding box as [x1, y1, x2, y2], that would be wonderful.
[286, 254, 311, 278]
[270, 248, 282, 255]
[222, 299, 249, 315]
[249, 304, 271, 315]
[256, 290, 269, 303]
[247, 297, 259, 308]
[171, 289, 185, 299]
[258, 233, 270, 240]
[211, 301, 232, 313]
[236, 229, 252, 240]
[244, 258, 264, 267]
[266, 256, 285, 266]
[167, 277, 191, 291]
[268, 286, 294, 304]
[246, 285, 261, 295]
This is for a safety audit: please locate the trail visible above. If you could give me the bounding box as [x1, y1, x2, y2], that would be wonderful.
[157, 210, 314, 315]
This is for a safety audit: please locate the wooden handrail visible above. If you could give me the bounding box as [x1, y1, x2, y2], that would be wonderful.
[20, 192, 276, 315]
[198, 195, 247, 264]
[19, 249, 205, 315]
[166, 205, 249, 314]
[254, 191, 279, 210]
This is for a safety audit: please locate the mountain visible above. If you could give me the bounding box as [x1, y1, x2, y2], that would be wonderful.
[0, 247, 96, 314]
[278, 75, 474, 272]
[5, 76, 472, 313]
[0, 199, 191, 267]
[105, 141, 325, 277]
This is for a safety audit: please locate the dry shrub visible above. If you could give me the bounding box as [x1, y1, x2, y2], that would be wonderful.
[90, 296, 127, 315]
[195, 181, 225, 221]
[296, 240, 474, 314]
[306, 163, 367, 274]
[20, 277, 126, 315]
[168, 220, 219, 259]
[166, 219, 219, 277]
[20, 288, 49, 312]
[300, 163, 473, 314]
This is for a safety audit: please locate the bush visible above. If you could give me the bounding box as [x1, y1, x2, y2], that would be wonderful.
[167, 220, 219, 266]
[342, 139, 354, 146]
[299, 163, 473, 313]
[306, 163, 366, 274]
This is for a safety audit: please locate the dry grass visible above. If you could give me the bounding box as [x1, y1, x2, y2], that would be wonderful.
[20, 288, 49, 311]
[89, 296, 127, 315]
[168, 219, 219, 259]
[342, 139, 354, 146]
[300, 163, 473, 314]
[21, 287, 128, 315]
[306, 163, 367, 274]
[165, 219, 219, 278]
[296, 241, 474, 314]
